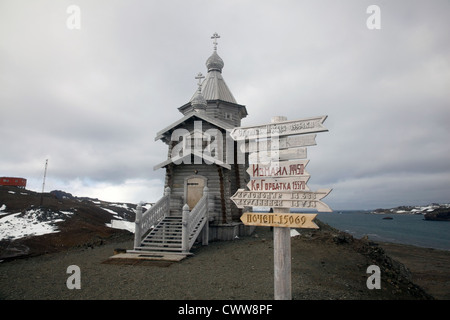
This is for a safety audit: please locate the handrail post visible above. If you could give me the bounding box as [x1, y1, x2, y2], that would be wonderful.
[203, 186, 209, 216]
[164, 186, 171, 197]
[134, 202, 143, 248]
[202, 186, 209, 246]
[182, 204, 190, 253]
[164, 186, 171, 218]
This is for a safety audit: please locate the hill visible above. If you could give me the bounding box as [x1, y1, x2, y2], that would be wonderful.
[0, 186, 146, 260]
[372, 203, 450, 220]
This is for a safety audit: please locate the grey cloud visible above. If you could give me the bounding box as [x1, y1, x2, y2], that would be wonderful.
[1, 0, 449, 208]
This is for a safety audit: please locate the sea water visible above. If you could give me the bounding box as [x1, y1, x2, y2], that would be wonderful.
[315, 211, 450, 251]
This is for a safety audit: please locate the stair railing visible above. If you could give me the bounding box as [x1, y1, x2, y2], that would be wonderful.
[134, 187, 171, 249]
[182, 186, 209, 253]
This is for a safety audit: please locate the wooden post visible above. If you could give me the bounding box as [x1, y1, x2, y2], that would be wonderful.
[163, 187, 171, 244]
[164, 187, 171, 217]
[231, 114, 330, 300]
[271, 116, 292, 300]
[134, 203, 143, 249]
[202, 186, 209, 246]
[274, 208, 292, 300]
[202, 221, 209, 246]
[182, 204, 190, 253]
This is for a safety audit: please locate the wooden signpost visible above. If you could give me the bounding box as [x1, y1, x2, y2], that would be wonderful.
[231, 188, 332, 211]
[229, 115, 328, 141]
[240, 212, 319, 229]
[248, 147, 307, 163]
[247, 159, 310, 178]
[230, 116, 332, 300]
[240, 133, 317, 153]
[246, 176, 311, 192]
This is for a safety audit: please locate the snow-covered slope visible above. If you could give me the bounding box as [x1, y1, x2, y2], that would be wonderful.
[0, 187, 152, 242]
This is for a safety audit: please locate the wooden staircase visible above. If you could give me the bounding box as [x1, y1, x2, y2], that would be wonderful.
[122, 187, 209, 261]
[133, 213, 207, 255]
[136, 216, 184, 253]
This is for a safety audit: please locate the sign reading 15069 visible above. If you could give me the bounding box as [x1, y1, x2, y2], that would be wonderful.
[240, 212, 319, 229]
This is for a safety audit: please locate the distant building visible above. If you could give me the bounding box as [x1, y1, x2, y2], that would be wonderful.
[0, 177, 27, 188]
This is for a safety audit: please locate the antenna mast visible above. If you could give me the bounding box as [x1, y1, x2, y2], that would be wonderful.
[40, 159, 48, 206]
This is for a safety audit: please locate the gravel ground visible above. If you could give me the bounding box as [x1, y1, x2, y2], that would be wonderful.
[0, 224, 439, 300]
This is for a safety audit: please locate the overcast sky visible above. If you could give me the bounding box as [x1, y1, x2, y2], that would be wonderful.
[1, 0, 449, 210]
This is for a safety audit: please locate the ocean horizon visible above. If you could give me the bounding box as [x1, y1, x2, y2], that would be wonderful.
[315, 210, 450, 251]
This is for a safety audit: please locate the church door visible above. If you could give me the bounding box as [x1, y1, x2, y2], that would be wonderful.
[186, 177, 205, 209]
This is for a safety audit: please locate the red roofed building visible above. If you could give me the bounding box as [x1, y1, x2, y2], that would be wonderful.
[0, 177, 27, 188]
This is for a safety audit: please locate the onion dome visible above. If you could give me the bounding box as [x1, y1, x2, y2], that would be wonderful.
[206, 51, 224, 73]
[191, 90, 207, 110]
[191, 72, 207, 111]
[186, 33, 238, 107]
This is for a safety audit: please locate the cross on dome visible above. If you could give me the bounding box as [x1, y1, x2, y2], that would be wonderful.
[191, 72, 207, 110]
[195, 72, 205, 91]
[211, 32, 220, 51]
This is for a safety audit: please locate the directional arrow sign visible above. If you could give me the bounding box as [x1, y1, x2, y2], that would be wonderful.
[240, 134, 317, 153]
[230, 116, 328, 141]
[249, 147, 307, 163]
[231, 188, 332, 212]
[247, 176, 310, 192]
[247, 160, 310, 178]
[240, 212, 319, 229]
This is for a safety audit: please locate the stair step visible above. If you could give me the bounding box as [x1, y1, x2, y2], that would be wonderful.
[136, 214, 206, 254]
[149, 229, 181, 233]
[147, 233, 181, 238]
[148, 229, 181, 234]
[152, 228, 181, 232]
[143, 238, 181, 242]
[145, 235, 182, 239]
[143, 239, 181, 243]
[135, 246, 184, 252]
[153, 225, 182, 229]
[142, 243, 181, 247]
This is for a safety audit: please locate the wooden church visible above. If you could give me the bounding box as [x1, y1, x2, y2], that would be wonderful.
[132, 34, 253, 256]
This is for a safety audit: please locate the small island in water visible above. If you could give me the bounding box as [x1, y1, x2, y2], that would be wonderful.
[371, 203, 450, 221]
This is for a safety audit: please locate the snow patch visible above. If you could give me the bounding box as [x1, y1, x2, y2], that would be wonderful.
[100, 207, 118, 215]
[0, 210, 60, 240]
[290, 229, 300, 237]
[108, 220, 135, 233]
[110, 203, 129, 209]
[60, 211, 74, 216]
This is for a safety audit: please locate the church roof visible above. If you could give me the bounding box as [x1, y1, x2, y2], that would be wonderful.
[189, 34, 237, 104]
[195, 65, 237, 104]
[155, 110, 234, 142]
[153, 150, 231, 171]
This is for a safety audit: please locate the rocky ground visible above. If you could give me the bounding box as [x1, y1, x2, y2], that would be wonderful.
[1, 186, 448, 301]
[1, 221, 448, 300]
